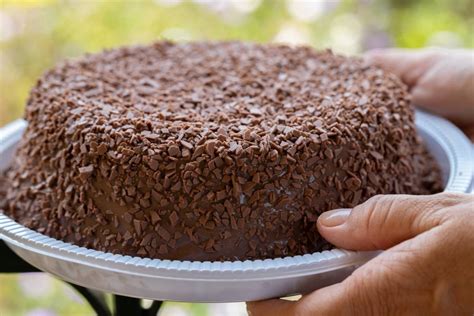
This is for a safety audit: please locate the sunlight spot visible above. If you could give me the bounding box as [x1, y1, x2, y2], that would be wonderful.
[273, 23, 312, 45]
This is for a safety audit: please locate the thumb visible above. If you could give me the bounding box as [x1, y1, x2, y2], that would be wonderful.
[317, 193, 457, 250]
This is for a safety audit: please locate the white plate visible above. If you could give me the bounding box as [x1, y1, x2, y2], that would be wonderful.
[0, 111, 472, 302]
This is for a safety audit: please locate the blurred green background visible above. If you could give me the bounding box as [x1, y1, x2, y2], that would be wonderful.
[1, 0, 473, 126]
[0, 0, 473, 315]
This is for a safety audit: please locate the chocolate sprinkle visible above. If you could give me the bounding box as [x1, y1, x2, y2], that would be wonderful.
[0, 41, 442, 261]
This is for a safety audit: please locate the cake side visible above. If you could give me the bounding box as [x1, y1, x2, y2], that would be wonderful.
[1, 42, 442, 260]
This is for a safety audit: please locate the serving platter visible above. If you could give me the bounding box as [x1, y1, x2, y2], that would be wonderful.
[0, 111, 472, 302]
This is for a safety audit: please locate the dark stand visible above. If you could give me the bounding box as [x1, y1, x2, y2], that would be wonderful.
[0, 240, 164, 316]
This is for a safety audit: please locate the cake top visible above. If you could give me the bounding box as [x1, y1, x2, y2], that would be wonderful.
[29, 41, 412, 173]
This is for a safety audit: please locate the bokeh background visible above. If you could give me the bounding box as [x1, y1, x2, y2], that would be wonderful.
[0, 0, 473, 315]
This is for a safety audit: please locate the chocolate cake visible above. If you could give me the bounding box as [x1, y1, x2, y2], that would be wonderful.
[1, 42, 442, 261]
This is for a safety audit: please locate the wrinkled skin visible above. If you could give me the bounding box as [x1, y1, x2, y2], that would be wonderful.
[247, 49, 474, 315]
[248, 193, 474, 315]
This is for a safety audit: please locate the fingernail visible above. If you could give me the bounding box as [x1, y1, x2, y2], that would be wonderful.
[319, 208, 351, 227]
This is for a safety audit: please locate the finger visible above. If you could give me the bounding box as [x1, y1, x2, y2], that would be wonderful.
[247, 289, 346, 316]
[410, 53, 474, 125]
[247, 298, 297, 316]
[364, 48, 443, 87]
[317, 193, 460, 250]
[248, 234, 444, 316]
[365, 49, 474, 126]
[247, 264, 407, 316]
[295, 247, 434, 315]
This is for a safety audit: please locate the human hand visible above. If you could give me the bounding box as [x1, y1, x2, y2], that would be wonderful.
[247, 192, 474, 315]
[364, 48, 474, 127]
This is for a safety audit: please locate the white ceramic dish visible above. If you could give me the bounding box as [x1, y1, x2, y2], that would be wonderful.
[0, 111, 472, 302]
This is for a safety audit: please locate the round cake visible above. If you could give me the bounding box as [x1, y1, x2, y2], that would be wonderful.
[1, 41, 442, 261]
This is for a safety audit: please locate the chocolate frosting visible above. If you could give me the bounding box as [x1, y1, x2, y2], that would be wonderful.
[1, 41, 442, 261]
